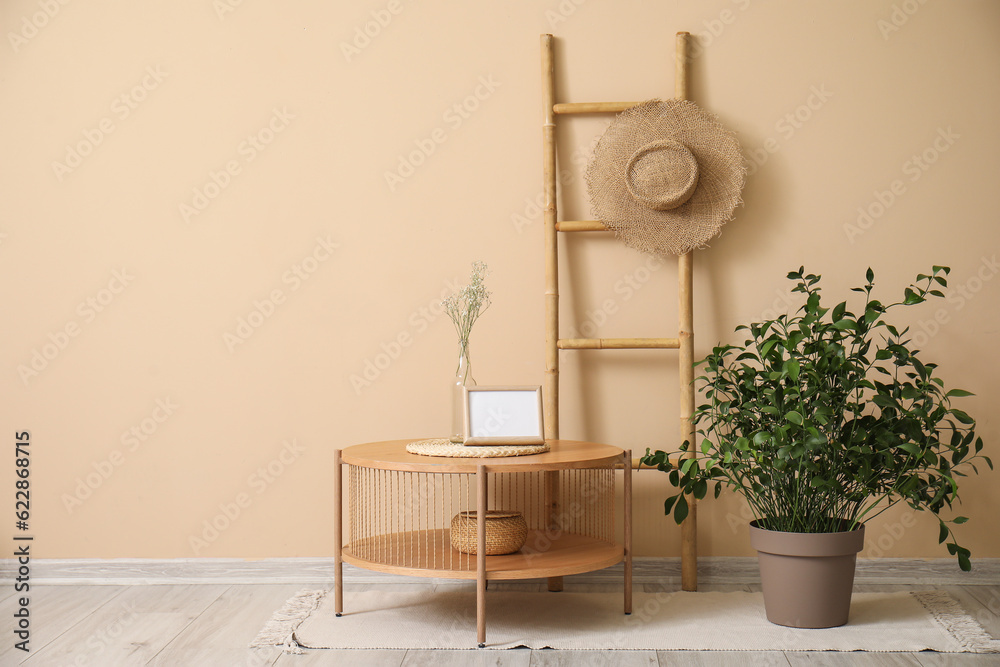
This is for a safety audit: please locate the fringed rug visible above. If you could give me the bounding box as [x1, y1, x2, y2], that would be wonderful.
[251, 589, 1000, 653]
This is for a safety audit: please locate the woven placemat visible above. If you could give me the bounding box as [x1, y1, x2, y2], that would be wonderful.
[406, 438, 549, 458]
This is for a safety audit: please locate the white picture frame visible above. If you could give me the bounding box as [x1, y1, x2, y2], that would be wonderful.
[463, 385, 545, 446]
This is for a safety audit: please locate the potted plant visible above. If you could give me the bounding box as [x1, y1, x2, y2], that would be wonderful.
[641, 266, 991, 628]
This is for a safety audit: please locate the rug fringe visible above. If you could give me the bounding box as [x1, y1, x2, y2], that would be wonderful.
[914, 591, 1000, 653]
[250, 588, 327, 653]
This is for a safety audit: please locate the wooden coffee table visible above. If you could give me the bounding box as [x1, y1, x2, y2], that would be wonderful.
[333, 439, 632, 647]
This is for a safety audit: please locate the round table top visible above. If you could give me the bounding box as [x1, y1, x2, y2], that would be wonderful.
[340, 439, 625, 473]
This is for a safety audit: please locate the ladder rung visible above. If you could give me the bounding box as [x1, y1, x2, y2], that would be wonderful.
[553, 101, 641, 114]
[556, 220, 608, 232]
[618, 456, 683, 470]
[559, 337, 680, 350]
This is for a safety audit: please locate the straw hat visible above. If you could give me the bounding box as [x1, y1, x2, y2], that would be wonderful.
[586, 99, 745, 256]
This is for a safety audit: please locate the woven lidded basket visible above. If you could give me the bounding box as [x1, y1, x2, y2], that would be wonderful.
[450, 510, 527, 555]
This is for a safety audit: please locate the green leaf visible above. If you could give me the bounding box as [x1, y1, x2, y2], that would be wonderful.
[938, 522, 948, 544]
[959, 550, 972, 572]
[833, 319, 856, 330]
[757, 339, 776, 359]
[866, 267, 874, 283]
[640, 449, 664, 467]
[946, 389, 975, 398]
[953, 516, 969, 524]
[806, 292, 821, 313]
[664, 496, 678, 516]
[898, 442, 922, 456]
[950, 409, 975, 425]
[784, 411, 804, 425]
[674, 494, 689, 524]
[872, 394, 896, 409]
[832, 301, 846, 322]
[784, 358, 800, 382]
[903, 288, 924, 305]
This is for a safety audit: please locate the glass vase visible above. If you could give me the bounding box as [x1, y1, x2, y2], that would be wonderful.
[450, 340, 476, 443]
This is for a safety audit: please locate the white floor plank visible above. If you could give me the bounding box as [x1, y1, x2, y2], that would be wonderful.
[913, 652, 1000, 665]
[963, 585, 1000, 638]
[19, 584, 227, 667]
[530, 648, 658, 666]
[147, 583, 304, 667]
[656, 651, 790, 666]
[23, 614, 214, 667]
[403, 647, 532, 666]
[942, 585, 1000, 640]
[150, 646, 282, 667]
[0, 584, 128, 665]
[274, 648, 407, 666]
[784, 652, 923, 666]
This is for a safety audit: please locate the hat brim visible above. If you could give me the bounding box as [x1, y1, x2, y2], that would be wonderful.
[586, 99, 746, 256]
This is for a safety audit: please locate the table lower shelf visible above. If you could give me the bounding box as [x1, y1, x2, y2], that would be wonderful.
[343, 529, 623, 580]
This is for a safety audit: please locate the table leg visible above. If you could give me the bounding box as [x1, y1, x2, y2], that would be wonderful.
[476, 464, 487, 647]
[334, 449, 343, 617]
[623, 450, 632, 615]
[543, 470, 563, 592]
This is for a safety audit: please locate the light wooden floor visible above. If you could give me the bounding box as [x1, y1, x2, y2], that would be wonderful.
[5, 582, 999, 666]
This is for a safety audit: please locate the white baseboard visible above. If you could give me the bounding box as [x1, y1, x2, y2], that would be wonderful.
[2, 557, 997, 586]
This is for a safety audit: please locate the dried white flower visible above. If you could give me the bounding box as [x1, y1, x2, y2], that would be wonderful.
[442, 261, 492, 347]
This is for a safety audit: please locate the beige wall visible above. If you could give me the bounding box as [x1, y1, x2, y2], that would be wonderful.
[3, 0, 998, 563]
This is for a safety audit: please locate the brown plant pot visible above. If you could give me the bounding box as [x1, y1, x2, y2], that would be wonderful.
[749, 520, 865, 629]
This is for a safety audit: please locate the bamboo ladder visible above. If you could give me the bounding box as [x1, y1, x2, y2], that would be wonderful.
[540, 32, 698, 592]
